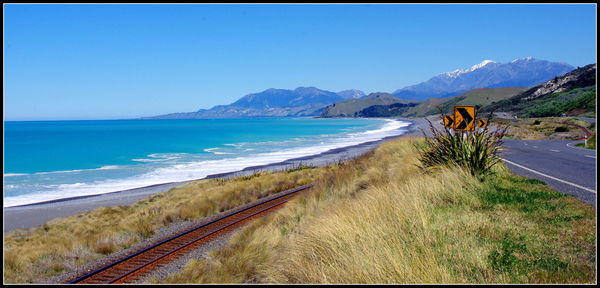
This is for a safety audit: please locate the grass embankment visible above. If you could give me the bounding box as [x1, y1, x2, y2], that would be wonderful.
[575, 134, 596, 150]
[515, 86, 596, 118]
[576, 121, 596, 150]
[158, 137, 595, 284]
[491, 117, 593, 140]
[3, 166, 326, 283]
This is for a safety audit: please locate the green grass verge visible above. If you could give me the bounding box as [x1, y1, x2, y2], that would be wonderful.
[575, 134, 596, 150]
[476, 173, 596, 282]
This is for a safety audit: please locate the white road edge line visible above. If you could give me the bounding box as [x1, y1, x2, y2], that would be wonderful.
[566, 141, 595, 151]
[501, 158, 596, 194]
[585, 155, 596, 159]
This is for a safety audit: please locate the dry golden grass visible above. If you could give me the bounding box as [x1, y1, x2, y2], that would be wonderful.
[3, 166, 325, 283]
[161, 137, 595, 284]
[492, 117, 592, 140]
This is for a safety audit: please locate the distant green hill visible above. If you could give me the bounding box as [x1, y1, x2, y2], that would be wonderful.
[401, 97, 448, 117]
[320, 93, 419, 117]
[482, 64, 596, 117]
[402, 87, 527, 117]
[489, 86, 596, 118]
[358, 102, 420, 117]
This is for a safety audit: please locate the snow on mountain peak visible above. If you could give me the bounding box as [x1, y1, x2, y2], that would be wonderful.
[472, 60, 496, 69]
[444, 60, 496, 78]
[511, 57, 535, 63]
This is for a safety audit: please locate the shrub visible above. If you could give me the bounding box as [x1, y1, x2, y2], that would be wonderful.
[415, 116, 508, 179]
[94, 237, 117, 255]
[554, 126, 569, 132]
[133, 217, 155, 238]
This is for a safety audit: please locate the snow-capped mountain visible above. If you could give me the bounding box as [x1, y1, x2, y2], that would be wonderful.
[444, 60, 497, 78]
[337, 89, 367, 99]
[392, 58, 575, 100]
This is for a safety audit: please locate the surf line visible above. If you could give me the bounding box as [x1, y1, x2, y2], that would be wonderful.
[501, 158, 596, 194]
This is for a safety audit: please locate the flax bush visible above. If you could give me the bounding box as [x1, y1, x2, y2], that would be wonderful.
[415, 116, 508, 179]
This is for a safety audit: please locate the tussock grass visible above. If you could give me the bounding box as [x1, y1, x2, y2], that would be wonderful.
[492, 117, 592, 140]
[3, 167, 325, 283]
[415, 117, 506, 178]
[161, 137, 595, 284]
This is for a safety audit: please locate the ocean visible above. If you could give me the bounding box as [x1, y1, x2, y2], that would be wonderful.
[4, 117, 410, 207]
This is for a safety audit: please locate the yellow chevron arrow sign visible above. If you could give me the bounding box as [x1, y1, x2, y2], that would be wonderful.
[453, 106, 476, 131]
[477, 119, 488, 128]
[443, 114, 455, 128]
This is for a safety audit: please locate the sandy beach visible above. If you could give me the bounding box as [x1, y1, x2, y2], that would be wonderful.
[4, 117, 434, 232]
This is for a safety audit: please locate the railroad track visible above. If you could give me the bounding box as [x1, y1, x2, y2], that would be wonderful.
[68, 183, 314, 284]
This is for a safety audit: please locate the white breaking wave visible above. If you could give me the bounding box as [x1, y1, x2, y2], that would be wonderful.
[204, 148, 233, 155]
[8, 165, 122, 176]
[99, 165, 120, 170]
[132, 158, 165, 162]
[4, 119, 410, 207]
[132, 153, 187, 162]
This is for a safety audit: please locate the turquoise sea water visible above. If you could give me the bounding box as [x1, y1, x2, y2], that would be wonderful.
[4, 118, 410, 207]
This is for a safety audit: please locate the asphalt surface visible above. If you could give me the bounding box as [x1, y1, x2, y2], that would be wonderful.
[500, 139, 597, 206]
[571, 116, 596, 124]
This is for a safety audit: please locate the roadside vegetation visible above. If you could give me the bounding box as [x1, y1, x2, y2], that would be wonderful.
[575, 122, 596, 150]
[491, 117, 593, 140]
[414, 118, 506, 179]
[158, 137, 595, 284]
[575, 133, 596, 150]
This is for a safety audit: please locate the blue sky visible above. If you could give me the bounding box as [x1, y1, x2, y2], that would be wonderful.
[4, 4, 597, 120]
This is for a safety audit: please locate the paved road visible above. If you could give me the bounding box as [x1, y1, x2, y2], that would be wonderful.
[571, 116, 596, 124]
[501, 139, 596, 206]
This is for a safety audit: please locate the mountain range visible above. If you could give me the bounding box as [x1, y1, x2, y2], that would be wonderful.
[145, 57, 578, 119]
[392, 57, 574, 100]
[145, 87, 366, 119]
[358, 64, 596, 118]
